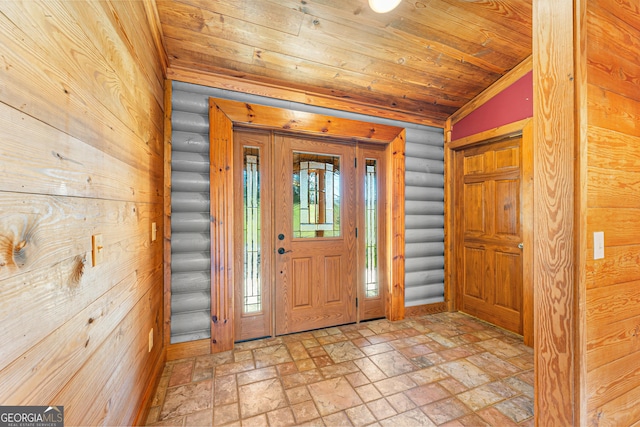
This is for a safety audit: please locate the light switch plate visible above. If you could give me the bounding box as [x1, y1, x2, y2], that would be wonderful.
[92, 234, 104, 266]
[151, 222, 157, 242]
[594, 231, 604, 260]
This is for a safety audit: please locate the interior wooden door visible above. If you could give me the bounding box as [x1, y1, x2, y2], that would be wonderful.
[456, 136, 524, 334]
[274, 134, 357, 335]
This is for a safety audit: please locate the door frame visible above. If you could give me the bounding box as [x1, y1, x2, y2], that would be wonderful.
[209, 98, 407, 353]
[446, 118, 533, 346]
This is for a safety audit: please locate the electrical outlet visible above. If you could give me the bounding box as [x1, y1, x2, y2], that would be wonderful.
[594, 231, 604, 260]
[92, 234, 104, 266]
[151, 222, 157, 242]
[148, 328, 153, 352]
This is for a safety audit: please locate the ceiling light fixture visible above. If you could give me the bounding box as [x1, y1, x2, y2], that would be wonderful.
[368, 0, 402, 13]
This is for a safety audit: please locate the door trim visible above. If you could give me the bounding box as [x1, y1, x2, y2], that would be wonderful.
[209, 98, 407, 352]
[445, 118, 533, 346]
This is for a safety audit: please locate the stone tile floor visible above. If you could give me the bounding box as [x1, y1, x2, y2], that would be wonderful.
[146, 312, 534, 426]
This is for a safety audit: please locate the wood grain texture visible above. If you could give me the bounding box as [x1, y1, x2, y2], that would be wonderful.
[404, 302, 447, 317]
[443, 118, 455, 312]
[0, 102, 162, 203]
[583, 0, 640, 423]
[0, 2, 163, 164]
[388, 131, 406, 321]
[587, 245, 640, 290]
[209, 100, 235, 353]
[209, 99, 403, 144]
[0, 196, 161, 364]
[155, 0, 532, 125]
[167, 339, 210, 362]
[587, 301, 640, 370]
[521, 121, 534, 348]
[533, 0, 578, 425]
[163, 79, 173, 353]
[0, 1, 164, 424]
[587, 380, 640, 426]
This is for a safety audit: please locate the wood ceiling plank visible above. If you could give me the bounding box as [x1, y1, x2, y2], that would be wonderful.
[158, 0, 497, 99]
[169, 0, 305, 36]
[161, 24, 480, 107]
[294, 14, 501, 91]
[437, 0, 533, 40]
[167, 48, 457, 122]
[155, 0, 533, 125]
[276, 0, 512, 76]
[387, 7, 530, 71]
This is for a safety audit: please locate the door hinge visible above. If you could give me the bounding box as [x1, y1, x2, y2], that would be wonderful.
[355, 227, 358, 238]
[354, 158, 357, 168]
[355, 297, 359, 308]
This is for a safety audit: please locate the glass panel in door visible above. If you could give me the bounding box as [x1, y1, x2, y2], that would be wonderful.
[234, 130, 272, 341]
[275, 135, 357, 335]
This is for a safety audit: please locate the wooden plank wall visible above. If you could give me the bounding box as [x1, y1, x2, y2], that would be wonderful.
[0, 1, 165, 425]
[585, 1, 640, 424]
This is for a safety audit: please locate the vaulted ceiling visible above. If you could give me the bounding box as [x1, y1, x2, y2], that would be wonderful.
[155, 0, 532, 126]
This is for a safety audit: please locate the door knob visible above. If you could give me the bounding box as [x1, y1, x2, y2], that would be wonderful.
[518, 243, 524, 249]
[278, 247, 291, 255]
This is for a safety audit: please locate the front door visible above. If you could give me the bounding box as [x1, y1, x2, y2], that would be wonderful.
[456, 136, 524, 334]
[274, 134, 357, 335]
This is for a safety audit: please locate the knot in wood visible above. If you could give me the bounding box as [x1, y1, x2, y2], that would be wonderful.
[14, 240, 27, 252]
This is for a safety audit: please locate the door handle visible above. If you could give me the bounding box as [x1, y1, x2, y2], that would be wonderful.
[278, 247, 292, 255]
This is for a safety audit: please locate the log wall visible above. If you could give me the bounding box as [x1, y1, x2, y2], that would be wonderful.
[0, 1, 165, 425]
[585, 1, 640, 424]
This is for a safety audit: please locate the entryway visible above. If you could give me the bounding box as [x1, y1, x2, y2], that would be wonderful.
[233, 129, 388, 341]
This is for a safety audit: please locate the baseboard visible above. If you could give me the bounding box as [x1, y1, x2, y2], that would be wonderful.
[405, 301, 448, 317]
[166, 338, 210, 361]
[133, 348, 166, 426]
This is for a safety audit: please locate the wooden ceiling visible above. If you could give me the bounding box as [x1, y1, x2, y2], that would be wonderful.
[155, 0, 532, 127]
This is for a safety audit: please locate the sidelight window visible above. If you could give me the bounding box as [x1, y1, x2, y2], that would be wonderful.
[243, 147, 261, 313]
[365, 159, 379, 297]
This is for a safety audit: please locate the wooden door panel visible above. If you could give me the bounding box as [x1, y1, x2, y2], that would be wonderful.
[464, 182, 486, 234]
[464, 153, 486, 174]
[275, 135, 356, 335]
[495, 146, 520, 170]
[292, 258, 312, 308]
[457, 136, 524, 336]
[495, 179, 520, 237]
[494, 250, 522, 312]
[463, 246, 486, 300]
[325, 256, 342, 303]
